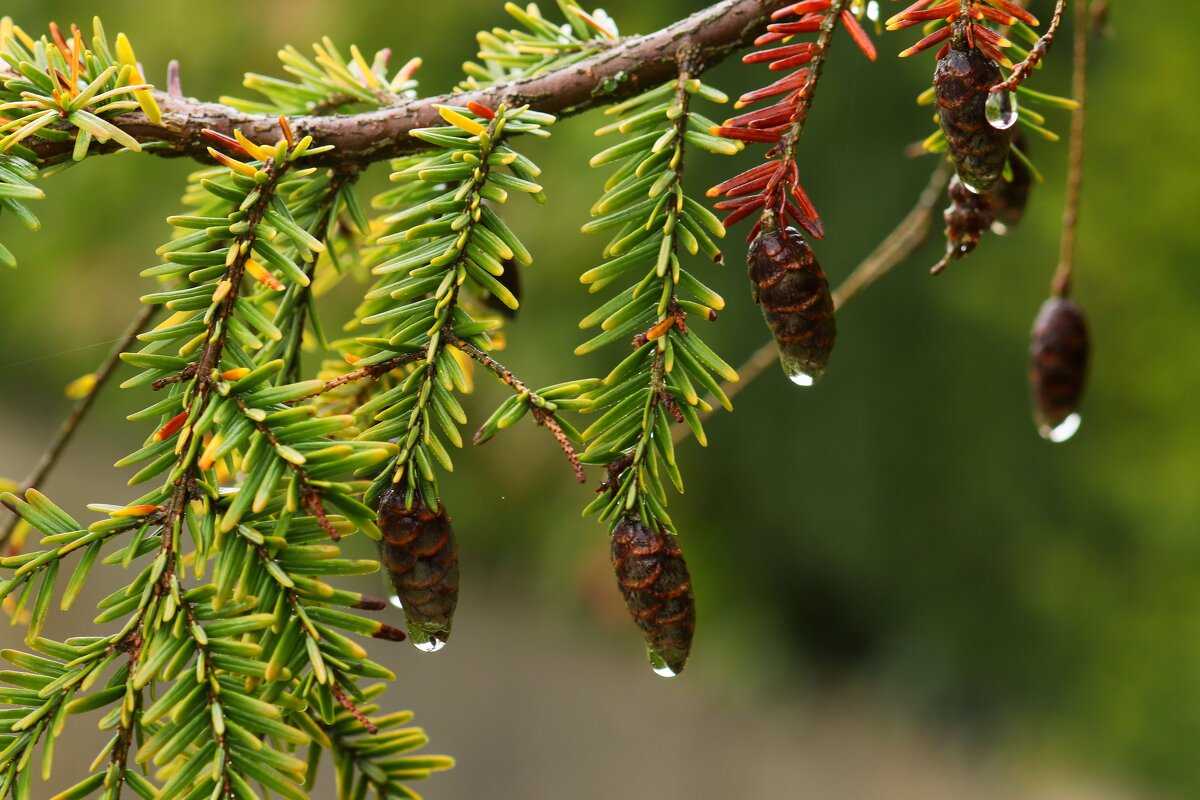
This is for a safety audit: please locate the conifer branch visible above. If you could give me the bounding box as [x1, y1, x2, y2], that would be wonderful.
[27, 0, 780, 168]
[992, 0, 1069, 95]
[312, 353, 429, 398]
[152, 153, 289, 568]
[447, 334, 585, 483]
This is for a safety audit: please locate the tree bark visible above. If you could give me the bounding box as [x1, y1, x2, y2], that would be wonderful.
[32, 0, 776, 167]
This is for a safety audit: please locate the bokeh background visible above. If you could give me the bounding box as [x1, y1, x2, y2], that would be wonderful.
[1, 1, 1197, 798]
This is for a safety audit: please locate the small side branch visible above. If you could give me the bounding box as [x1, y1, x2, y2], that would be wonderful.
[832, 162, 953, 308]
[0, 303, 158, 547]
[447, 334, 585, 483]
[309, 352, 428, 399]
[992, 0, 1068, 94]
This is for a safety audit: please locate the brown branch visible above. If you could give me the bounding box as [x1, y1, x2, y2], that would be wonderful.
[28, 0, 779, 168]
[1052, 0, 1090, 299]
[992, 0, 1068, 95]
[778, 0, 852, 165]
[151, 363, 196, 390]
[154, 153, 290, 569]
[309, 352, 427, 398]
[831, 162, 953, 308]
[0, 303, 158, 547]
[674, 163, 952, 443]
[329, 682, 379, 735]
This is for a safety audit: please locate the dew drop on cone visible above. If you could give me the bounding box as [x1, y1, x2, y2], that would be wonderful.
[746, 212, 836, 386]
[1029, 297, 1089, 443]
[610, 516, 695, 677]
[374, 486, 460, 652]
[647, 648, 679, 678]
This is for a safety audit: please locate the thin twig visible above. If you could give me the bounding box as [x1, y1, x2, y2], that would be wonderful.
[446, 334, 586, 483]
[309, 352, 428, 398]
[1052, 0, 1090, 299]
[444, 335, 530, 395]
[674, 163, 951, 443]
[832, 162, 953, 307]
[779, 0, 853, 162]
[29, 0, 783, 169]
[992, 0, 1068, 95]
[0, 303, 158, 546]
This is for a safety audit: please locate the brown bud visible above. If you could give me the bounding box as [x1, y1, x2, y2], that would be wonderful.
[610, 517, 695, 677]
[933, 175, 995, 274]
[747, 215, 836, 386]
[934, 32, 1011, 193]
[375, 487, 459, 651]
[1029, 297, 1089, 442]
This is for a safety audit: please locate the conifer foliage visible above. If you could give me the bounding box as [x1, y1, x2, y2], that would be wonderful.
[0, 1, 1097, 796]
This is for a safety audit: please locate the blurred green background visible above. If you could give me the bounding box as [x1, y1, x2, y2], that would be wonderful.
[1, 1, 1197, 798]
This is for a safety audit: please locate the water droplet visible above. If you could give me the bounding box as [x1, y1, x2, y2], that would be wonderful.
[788, 372, 816, 387]
[985, 89, 1019, 130]
[413, 636, 446, 653]
[646, 648, 678, 678]
[1039, 413, 1081, 443]
[406, 623, 448, 653]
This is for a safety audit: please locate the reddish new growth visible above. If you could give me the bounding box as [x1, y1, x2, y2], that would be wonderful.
[708, 1, 875, 241]
[887, 0, 1039, 64]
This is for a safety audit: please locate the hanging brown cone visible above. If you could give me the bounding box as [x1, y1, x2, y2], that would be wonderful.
[934, 23, 1012, 194]
[932, 175, 995, 274]
[374, 486, 460, 652]
[1029, 297, 1089, 442]
[610, 517, 695, 677]
[746, 211, 836, 386]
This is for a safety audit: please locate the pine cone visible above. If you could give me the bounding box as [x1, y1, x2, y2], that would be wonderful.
[375, 486, 460, 651]
[933, 175, 995, 274]
[610, 516, 695, 676]
[934, 31, 1011, 193]
[746, 214, 836, 386]
[1029, 297, 1089, 441]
